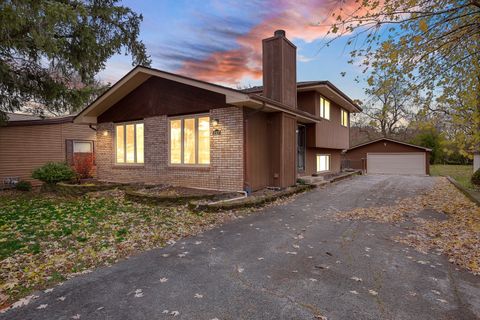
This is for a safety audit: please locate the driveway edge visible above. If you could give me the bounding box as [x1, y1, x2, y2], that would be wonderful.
[446, 176, 480, 206]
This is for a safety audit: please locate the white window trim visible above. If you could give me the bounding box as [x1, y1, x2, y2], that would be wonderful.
[319, 96, 330, 120]
[168, 113, 210, 167]
[316, 154, 331, 173]
[114, 120, 144, 165]
[73, 140, 94, 153]
[341, 108, 348, 127]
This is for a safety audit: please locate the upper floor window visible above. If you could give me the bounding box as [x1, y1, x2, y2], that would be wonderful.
[115, 122, 144, 164]
[320, 96, 330, 120]
[341, 109, 349, 127]
[169, 115, 210, 165]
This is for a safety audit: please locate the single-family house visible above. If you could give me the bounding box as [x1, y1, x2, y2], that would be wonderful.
[0, 113, 96, 187]
[74, 30, 361, 192]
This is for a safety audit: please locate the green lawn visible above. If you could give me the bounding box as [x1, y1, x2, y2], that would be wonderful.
[430, 164, 475, 190]
[0, 191, 235, 306]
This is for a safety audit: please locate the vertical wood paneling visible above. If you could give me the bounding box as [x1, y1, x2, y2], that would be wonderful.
[262, 33, 296, 108]
[282, 114, 297, 187]
[244, 110, 271, 191]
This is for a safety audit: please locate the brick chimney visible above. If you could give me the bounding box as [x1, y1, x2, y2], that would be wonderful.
[262, 30, 297, 108]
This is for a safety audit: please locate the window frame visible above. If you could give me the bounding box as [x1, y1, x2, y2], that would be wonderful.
[73, 140, 94, 153]
[316, 154, 331, 172]
[341, 108, 349, 127]
[319, 96, 331, 120]
[114, 120, 144, 165]
[168, 113, 210, 167]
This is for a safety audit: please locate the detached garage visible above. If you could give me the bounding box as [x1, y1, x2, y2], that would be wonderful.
[344, 138, 431, 175]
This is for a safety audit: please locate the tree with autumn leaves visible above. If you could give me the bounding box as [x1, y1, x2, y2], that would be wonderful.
[331, 0, 480, 156]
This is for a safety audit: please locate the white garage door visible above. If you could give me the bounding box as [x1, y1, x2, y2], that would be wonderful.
[367, 153, 426, 175]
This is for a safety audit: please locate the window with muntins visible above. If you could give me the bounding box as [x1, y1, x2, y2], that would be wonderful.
[341, 108, 348, 127]
[169, 115, 210, 165]
[115, 122, 144, 164]
[320, 97, 330, 120]
[316, 154, 330, 172]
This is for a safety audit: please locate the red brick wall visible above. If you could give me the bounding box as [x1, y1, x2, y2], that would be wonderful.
[96, 107, 244, 191]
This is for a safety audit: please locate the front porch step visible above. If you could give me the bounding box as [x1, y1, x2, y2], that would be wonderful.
[299, 176, 329, 186]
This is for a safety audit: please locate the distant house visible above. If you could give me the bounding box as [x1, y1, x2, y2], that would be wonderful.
[0, 113, 96, 186]
[74, 30, 361, 192]
[344, 138, 431, 175]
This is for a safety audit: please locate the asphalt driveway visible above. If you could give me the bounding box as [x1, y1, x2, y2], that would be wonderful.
[2, 175, 479, 320]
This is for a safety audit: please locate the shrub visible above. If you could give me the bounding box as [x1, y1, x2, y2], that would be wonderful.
[472, 168, 480, 187]
[73, 153, 95, 180]
[15, 180, 32, 191]
[32, 162, 76, 184]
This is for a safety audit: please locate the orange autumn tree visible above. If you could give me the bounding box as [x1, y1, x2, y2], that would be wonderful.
[328, 0, 480, 156]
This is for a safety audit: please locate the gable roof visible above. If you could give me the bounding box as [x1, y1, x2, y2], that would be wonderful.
[348, 137, 432, 152]
[74, 65, 323, 124]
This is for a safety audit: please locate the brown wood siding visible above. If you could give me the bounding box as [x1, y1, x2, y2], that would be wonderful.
[345, 140, 430, 174]
[262, 35, 296, 108]
[299, 91, 349, 149]
[98, 76, 230, 123]
[304, 148, 342, 176]
[297, 91, 316, 115]
[244, 110, 271, 191]
[0, 123, 96, 186]
[282, 114, 297, 186]
[245, 110, 297, 190]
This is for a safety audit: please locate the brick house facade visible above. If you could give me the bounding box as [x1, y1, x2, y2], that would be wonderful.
[96, 107, 244, 191]
[74, 31, 361, 192]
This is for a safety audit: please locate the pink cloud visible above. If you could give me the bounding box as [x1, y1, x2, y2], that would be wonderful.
[179, 0, 360, 84]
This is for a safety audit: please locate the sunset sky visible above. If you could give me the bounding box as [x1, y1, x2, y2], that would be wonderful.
[98, 0, 366, 100]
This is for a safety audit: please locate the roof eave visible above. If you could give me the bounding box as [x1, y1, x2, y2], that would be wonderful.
[348, 138, 432, 152]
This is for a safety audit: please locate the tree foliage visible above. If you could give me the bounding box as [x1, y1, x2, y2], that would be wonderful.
[0, 0, 150, 119]
[360, 52, 416, 137]
[330, 0, 480, 154]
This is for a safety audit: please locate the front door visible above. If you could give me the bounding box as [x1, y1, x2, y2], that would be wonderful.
[297, 125, 306, 172]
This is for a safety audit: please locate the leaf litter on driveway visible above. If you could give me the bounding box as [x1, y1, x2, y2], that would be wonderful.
[335, 178, 480, 274]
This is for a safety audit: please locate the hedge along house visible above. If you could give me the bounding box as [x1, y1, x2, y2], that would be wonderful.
[0, 113, 96, 187]
[74, 30, 361, 192]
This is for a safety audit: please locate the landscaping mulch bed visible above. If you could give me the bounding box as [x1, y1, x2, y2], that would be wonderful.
[189, 184, 315, 212]
[41, 181, 125, 196]
[125, 186, 239, 205]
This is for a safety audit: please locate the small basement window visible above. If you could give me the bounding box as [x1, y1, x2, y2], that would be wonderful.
[341, 109, 348, 127]
[73, 141, 93, 153]
[320, 96, 330, 120]
[115, 122, 144, 164]
[316, 154, 330, 172]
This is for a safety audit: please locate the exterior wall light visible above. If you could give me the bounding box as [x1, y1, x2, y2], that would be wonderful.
[212, 119, 221, 135]
[103, 130, 109, 136]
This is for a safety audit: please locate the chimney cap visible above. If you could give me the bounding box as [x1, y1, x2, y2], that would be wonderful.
[274, 30, 286, 37]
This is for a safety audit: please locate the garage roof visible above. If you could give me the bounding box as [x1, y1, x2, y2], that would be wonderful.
[349, 138, 432, 152]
